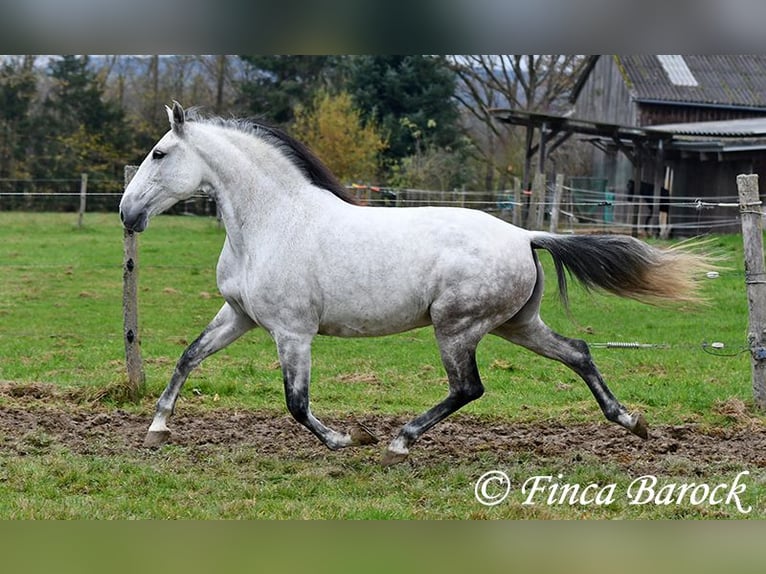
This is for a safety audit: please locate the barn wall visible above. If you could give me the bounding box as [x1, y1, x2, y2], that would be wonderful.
[667, 156, 760, 234]
[571, 56, 766, 234]
[573, 56, 636, 125]
[573, 56, 637, 200]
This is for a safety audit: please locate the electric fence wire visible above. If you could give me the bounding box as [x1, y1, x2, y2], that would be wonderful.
[589, 340, 750, 358]
[0, 186, 760, 355]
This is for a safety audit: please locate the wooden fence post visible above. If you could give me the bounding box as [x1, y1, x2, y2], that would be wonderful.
[77, 173, 88, 228]
[536, 173, 547, 230]
[737, 173, 766, 410]
[122, 165, 145, 401]
[526, 172, 546, 230]
[549, 173, 565, 234]
[512, 176, 522, 227]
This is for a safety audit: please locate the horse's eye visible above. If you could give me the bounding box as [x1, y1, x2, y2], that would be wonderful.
[152, 149, 167, 160]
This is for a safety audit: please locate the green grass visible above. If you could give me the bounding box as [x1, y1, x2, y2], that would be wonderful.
[1, 447, 761, 519]
[0, 212, 751, 424]
[0, 212, 763, 519]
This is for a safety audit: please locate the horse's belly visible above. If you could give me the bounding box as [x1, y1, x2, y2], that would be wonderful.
[317, 303, 431, 337]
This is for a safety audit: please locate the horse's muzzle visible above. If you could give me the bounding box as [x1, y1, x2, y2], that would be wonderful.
[120, 208, 149, 233]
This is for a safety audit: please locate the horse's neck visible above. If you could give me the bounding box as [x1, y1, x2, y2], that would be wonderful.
[201, 128, 329, 246]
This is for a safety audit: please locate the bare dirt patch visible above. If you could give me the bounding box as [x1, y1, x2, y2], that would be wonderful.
[1, 382, 765, 473]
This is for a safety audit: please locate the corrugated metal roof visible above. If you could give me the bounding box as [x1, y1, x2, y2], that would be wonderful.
[491, 108, 766, 158]
[646, 116, 766, 137]
[619, 55, 766, 109]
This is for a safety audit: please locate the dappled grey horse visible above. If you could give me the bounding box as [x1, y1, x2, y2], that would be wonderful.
[120, 102, 709, 465]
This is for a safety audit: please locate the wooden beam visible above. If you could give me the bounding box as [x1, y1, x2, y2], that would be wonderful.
[611, 136, 636, 165]
[547, 132, 573, 156]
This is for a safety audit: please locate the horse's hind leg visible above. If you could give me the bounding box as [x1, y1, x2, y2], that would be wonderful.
[382, 332, 484, 466]
[493, 317, 648, 439]
[144, 303, 255, 447]
[276, 334, 379, 450]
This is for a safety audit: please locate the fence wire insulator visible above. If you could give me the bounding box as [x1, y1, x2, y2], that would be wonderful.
[700, 341, 749, 358]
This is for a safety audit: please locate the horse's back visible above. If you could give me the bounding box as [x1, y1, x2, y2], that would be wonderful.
[311, 205, 538, 337]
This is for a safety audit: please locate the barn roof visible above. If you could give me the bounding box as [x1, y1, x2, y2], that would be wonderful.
[491, 108, 766, 161]
[646, 116, 766, 137]
[572, 55, 766, 111]
[492, 109, 766, 142]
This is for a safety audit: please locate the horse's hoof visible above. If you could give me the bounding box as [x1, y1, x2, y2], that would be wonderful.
[350, 422, 379, 446]
[144, 429, 171, 448]
[630, 412, 649, 440]
[381, 448, 409, 467]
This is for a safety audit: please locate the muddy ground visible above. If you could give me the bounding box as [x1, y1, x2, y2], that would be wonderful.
[1, 382, 765, 473]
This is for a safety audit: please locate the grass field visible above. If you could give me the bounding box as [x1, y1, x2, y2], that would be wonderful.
[0, 211, 763, 519]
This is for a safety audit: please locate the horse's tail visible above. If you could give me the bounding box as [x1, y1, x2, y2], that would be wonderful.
[528, 232, 712, 307]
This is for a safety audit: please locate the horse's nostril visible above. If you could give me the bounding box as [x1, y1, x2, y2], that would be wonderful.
[121, 210, 148, 233]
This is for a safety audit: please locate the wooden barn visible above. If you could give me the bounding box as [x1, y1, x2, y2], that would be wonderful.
[570, 55, 766, 235]
[494, 55, 766, 236]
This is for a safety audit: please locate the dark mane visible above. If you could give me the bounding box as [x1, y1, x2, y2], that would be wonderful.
[186, 109, 359, 205]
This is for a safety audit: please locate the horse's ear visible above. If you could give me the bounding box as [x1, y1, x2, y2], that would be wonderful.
[166, 101, 185, 135]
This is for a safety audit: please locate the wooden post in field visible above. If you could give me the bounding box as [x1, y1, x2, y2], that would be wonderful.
[524, 175, 536, 229]
[123, 165, 145, 401]
[737, 173, 766, 410]
[77, 173, 88, 228]
[549, 173, 565, 234]
[512, 176, 522, 227]
[526, 172, 546, 230]
[630, 158, 641, 237]
[535, 172, 547, 230]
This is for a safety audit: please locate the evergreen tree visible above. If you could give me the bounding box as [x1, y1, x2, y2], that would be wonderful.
[346, 56, 461, 162]
[35, 55, 132, 182]
[238, 55, 343, 124]
[0, 56, 37, 181]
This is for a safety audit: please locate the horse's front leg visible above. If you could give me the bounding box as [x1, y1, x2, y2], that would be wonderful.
[275, 333, 378, 450]
[144, 303, 255, 447]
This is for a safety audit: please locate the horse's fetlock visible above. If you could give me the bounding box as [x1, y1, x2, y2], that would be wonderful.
[323, 440, 344, 451]
[603, 403, 626, 424]
[451, 384, 484, 405]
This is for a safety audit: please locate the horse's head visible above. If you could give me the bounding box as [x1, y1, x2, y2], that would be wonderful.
[120, 101, 205, 232]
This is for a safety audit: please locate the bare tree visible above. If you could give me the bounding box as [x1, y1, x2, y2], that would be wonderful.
[175, 56, 241, 115]
[213, 55, 227, 114]
[449, 55, 587, 190]
[149, 55, 161, 124]
[97, 56, 244, 131]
